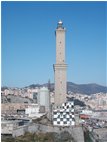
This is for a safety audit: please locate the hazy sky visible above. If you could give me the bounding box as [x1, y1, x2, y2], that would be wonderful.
[1, 1, 107, 87]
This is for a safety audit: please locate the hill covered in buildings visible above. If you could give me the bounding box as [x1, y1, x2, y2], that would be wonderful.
[25, 82, 107, 95]
[1, 82, 107, 95]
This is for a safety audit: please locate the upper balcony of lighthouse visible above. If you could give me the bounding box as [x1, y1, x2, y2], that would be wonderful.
[57, 20, 65, 30]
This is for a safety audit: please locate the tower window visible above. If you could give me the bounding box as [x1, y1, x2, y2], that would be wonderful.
[60, 41, 61, 44]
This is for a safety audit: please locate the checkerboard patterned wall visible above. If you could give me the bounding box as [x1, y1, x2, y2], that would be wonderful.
[53, 101, 75, 126]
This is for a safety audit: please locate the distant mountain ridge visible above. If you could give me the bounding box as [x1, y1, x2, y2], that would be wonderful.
[2, 82, 107, 95]
[25, 82, 107, 95]
[67, 82, 107, 95]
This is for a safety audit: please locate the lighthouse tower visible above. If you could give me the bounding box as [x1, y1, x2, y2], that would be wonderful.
[53, 20, 67, 108]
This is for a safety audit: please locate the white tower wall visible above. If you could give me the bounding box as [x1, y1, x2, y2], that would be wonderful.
[38, 87, 50, 112]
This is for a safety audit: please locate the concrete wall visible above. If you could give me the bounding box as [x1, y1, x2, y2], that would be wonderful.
[12, 124, 60, 137]
[12, 125, 27, 137]
[1, 120, 19, 135]
[71, 126, 85, 142]
[12, 123, 84, 142]
[28, 124, 38, 133]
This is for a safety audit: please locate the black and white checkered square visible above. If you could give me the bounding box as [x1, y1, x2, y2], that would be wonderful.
[53, 101, 75, 126]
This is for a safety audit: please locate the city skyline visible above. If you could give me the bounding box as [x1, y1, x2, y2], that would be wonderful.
[2, 1, 107, 87]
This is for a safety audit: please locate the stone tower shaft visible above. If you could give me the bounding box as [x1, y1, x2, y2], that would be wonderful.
[54, 21, 67, 107]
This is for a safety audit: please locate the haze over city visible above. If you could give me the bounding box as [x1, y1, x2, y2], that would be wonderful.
[2, 1, 107, 87]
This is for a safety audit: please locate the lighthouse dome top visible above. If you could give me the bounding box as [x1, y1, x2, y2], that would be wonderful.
[58, 20, 63, 25]
[57, 20, 64, 29]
